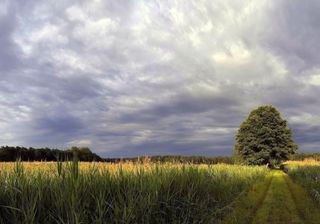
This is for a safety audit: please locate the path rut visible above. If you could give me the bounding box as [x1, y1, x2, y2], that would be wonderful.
[252, 171, 303, 224]
[221, 170, 320, 224]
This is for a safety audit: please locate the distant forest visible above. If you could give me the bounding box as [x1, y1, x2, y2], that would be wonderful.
[120, 155, 236, 164]
[0, 146, 103, 162]
[0, 146, 235, 163]
[0, 146, 319, 163]
[122, 153, 320, 164]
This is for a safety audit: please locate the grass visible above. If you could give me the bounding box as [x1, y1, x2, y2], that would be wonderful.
[285, 160, 320, 205]
[252, 171, 303, 224]
[222, 167, 320, 224]
[0, 161, 268, 224]
[220, 171, 274, 224]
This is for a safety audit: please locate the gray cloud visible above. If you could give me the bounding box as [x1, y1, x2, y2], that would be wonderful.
[264, 0, 320, 72]
[0, 2, 21, 71]
[0, 0, 320, 157]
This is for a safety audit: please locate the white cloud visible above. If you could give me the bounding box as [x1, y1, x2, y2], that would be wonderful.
[289, 113, 320, 126]
[72, 18, 118, 49]
[309, 75, 320, 86]
[212, 42, 252, 65]
[306, 74, 320, 86]
[30, 23, 68, 44]
[66, 5, 87, 21]
[69, 139, 92, 146]
[131, 130, 153, 144]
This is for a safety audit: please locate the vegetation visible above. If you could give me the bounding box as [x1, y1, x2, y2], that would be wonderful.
[0, 161, 268, 224]
[0, 147, 237, 164]
[2, 145, 316, 165]
[221, 170, 320, 224]
[0, 146, 103, 162]
[121, 155, 236, 164]
[284, 160, 320, 206]
[289, 152, 320, 161]
[235, 105, 298, 166]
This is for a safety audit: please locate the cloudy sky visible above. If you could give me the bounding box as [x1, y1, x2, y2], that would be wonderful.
[1, 0, 320, 157]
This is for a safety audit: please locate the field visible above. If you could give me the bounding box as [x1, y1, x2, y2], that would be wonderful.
[0, 161, 268, 224]
[2, 160, 320, 224]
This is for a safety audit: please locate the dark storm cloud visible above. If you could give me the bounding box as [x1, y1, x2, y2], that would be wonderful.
[120, 91, 240, 123]
[34, 113, 83, 133]
[1, 0, 320, 157]
[107, 139, 234, 158]
[265, 0, 320, 72]
[0, 2, 21, 71]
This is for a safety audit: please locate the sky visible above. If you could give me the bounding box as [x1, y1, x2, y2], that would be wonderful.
[1, 0, 320, 157]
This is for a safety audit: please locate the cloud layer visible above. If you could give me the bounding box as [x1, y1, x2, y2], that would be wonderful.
[1, 0, 320, 157]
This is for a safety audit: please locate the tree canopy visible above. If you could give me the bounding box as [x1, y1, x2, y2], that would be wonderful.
[0, 146, 103, 162]
[235, 105, 298, 166]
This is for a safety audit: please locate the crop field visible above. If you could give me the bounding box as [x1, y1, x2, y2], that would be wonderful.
[0, 161, 268, 224]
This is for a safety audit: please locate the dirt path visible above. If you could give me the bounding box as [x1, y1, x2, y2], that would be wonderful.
[221, 170, 320, 224]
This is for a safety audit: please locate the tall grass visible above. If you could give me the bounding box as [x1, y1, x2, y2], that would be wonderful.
[0, 161, 268, 224]
[284, 160, 320, 205]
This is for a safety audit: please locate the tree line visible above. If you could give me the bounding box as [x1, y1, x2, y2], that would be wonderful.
[0, 145, 317, 164]
[289, 152, 320, 161]
[0, 146, 236, 164]
[0, 146, 103, 162]
[120, 155, 236, 164]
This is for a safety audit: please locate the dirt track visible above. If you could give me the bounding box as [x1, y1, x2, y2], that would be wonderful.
[221, 170, 320, 224]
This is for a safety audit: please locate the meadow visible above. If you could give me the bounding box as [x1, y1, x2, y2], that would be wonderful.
[0, 161, 268, 224]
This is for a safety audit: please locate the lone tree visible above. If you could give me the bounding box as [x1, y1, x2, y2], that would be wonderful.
[235, 105, 298, 166]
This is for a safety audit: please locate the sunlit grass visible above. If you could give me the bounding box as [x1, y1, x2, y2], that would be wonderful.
[221, 170, 320, 224]
[0, 161, 268, 224]
[284, 159, 320, 208]
[284, 159, 320, 167]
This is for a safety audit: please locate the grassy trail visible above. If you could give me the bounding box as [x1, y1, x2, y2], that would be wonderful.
[221, 170, 320, 224]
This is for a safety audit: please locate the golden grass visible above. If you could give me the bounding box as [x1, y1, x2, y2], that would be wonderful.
[285, 159, 320, 166]
[0, 161, 256, 175]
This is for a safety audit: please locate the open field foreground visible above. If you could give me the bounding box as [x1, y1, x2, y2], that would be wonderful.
[1, 161, 320, 224]
[0, 162, 268, 224]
